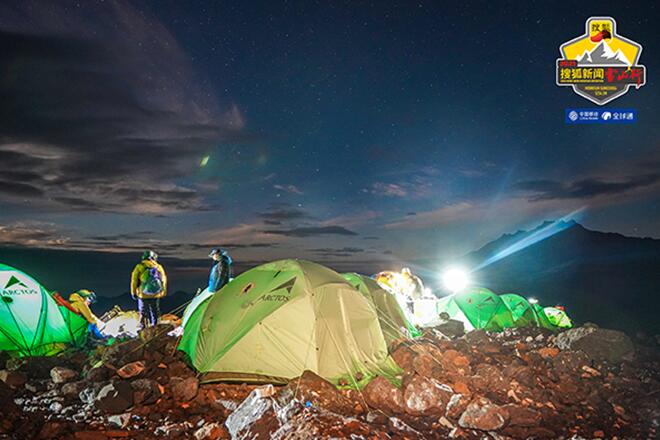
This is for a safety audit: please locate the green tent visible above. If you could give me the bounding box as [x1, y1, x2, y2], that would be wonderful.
[178, 260, 401, 387]
[543, 306, 573, 329]
[436, 287, 515, 331]
[0, 264, 88, 357]
[341, 273, 420, 344]
[500, 293, 540, 327]
[531, 303, 557, 330]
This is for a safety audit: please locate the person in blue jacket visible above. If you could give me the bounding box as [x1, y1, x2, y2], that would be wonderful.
[208, 248, 232, 292]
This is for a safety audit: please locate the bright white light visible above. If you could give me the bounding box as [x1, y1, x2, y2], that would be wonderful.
[528, 297, 539, 304]
[442, 267, 469, 292]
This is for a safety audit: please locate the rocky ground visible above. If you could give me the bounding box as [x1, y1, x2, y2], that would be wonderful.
[0, 322, 658, 440]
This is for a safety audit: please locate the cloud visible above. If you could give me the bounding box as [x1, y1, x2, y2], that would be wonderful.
[366, 182, 408, 197]
[273, 184, 303, 195]
[262, 226, 358, 237]
[309, 247, 365, 257]
[515, 174, 660, 201]
[0, 1, 246, 214]
[257, 206, 310, 222]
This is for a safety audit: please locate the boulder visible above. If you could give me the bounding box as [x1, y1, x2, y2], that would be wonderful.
[402, 375, 453, 416]
[288, 370, 354, 415]
[131, 378, 162, 405]
[225, 387, 298, 440]
[503, 404, 542, 427]
[0, 369, 27, 388]
[107, 412, 131, 428]
[50, 367, 77, 384]
[362, 375, 405, 414]
[552, 350, 591, 375]
[94, 381, 134, 414]
[458, 397, 509, 431]
[61, 380, 87, 399]
[435, 319, 465, 338]
[391, 345, 416, 371]
[568, 328, 635, 363]
[170, 376, 199, 402]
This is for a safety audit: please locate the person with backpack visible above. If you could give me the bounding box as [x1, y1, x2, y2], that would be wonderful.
[208, 248, 232, 292]
[131, 250, 167, 328]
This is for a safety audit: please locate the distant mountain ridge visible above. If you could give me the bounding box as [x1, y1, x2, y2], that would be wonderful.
[462, 220, 660, 334]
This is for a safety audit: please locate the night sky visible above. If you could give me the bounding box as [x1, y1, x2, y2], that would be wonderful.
[0, 1, 658, 288]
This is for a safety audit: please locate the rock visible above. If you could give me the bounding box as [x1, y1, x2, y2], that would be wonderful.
[194, 422, 229, 440]
[131, 378, 162, 405]
[107, 412, 131, 428]
[552, 350, 591, 375]
[116, 361, 145, 379]
[79, 384, 103, 404]
[412, 353, 438, 377]
[402, 375, 453, 416]
[446, 393, 469, 420]
[74, 431, 109, 440]
[503, 404, 542, 427]
[436, 319, 465, 338]
[170, 376, 199, 402]
[94, 381, 134, 414]
[537, 347, 560, 359]
[0, 369, 27, 388]
[363, 375, 405, 414]
[225, 387, 298, 439]
[391, 345, 416, 371]
[61, 380, 87, 398]
[555, 326, 636, 363]
[85, 366, 111, 382]
[458, 397, 509, 431]
[48, 401, 64, 413]
[288, 370, 354, 415]
[50, 367, 77, 384]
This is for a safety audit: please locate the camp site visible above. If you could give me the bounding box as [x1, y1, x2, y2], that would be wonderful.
[1, 1, 659, 439]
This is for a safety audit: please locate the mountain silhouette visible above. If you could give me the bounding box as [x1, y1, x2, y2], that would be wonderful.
[461, 220, 660, 334]
[577, 41, 630, 66]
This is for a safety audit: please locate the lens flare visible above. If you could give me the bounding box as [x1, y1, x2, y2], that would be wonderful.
[442, 267, 469, 292]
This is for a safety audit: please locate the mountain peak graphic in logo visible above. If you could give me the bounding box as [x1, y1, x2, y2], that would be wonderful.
[4, 275, 28, 289]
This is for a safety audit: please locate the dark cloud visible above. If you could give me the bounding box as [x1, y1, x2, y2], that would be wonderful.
[262, 226, 358, 237]
[0, 1, 245, 214]
[309, 247, 365, 257]
[0, 181, 44, 197]
[515, 174, 660, 201]
[257, 207, 310, 222]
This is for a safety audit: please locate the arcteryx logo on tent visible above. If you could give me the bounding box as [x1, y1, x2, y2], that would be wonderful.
[556, 17, 646, 105]
[262, 277, 296, 302]
[0, 274, 39, 296]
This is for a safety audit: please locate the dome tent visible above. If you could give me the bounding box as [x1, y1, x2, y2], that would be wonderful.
[543, 306, 573, 329]
[0, 264, 88, 357]
[500, 293, 540, 327]
[178, 259, 401, 387]
[435, 287, 515, 331]
[341, 272, 420, 344]
[531, 303, 558, 330]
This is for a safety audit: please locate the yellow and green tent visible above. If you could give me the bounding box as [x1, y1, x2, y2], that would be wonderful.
[543, 306, 573, 329]
[178, 259, 401, 387]
[341, 272, 420, 344]
[0, 263, 88, 357]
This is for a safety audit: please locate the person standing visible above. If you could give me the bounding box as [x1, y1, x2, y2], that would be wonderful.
[208, 248, 232, 292]
[131, 250, 167, 328]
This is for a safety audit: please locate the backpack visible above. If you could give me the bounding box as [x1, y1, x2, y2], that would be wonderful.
[142, 266, 164, 295]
